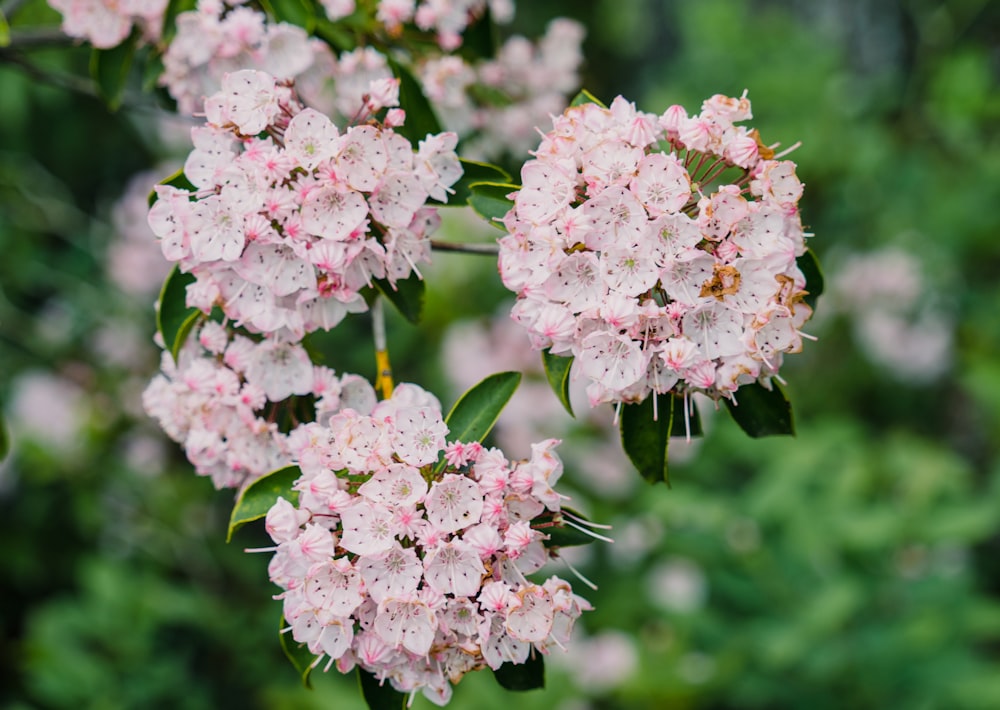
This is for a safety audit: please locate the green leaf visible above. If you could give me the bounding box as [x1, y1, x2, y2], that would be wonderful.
[569, 89, 607, 108]
[373, 273, 425, 325]
[468, 182, 517, 228]
[388, 57, 443, 145]
[278, 614, 314, 689]
[723, 381, 795, 437]
[797, 248, 824, 311]
[441, 371, 521, 453]
[156, 266, 201, 362]
[668, 394, 702, 438]
[260, 0, 316, 31]
[0, 11, 11, 48]
[458, 4, 498, 60]
[432, 159, 511, 207]
[358, 669, 407, 710]
[227, 465, 302, 542]
[493, 652, 545, 691]
[541, 350, 574, 417]
[620, 393, 673, 485]
[147, 168, 196, 207]
[90, 30, 139, 111]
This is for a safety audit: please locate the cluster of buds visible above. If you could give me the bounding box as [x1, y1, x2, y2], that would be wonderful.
[147, 69, 461, 341]
[498, 93, 813, 407]
[263, 384, 593, 705]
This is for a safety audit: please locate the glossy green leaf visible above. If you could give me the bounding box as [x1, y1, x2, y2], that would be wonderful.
[227, 466, 301, 542]
[542, 350, 574, 417]
[388, 57, 443, 145]
[432, 159, 511, 207]
[439, 372, 521, 468]
[90, 29, 139, 111]
[797, 248, 825, 310]
[669, 394, 703, 438]
[156, 266, 201, 362]
[278, 614, 314, 689]
[373, 273, 425, 325]
[569, 89, 607, 108]
[358, 669, 407, 710]
[620, 393, 674, 485]
[493, 652, 545, 691]
[723, 381, 795, 437]
[468, 182, 517, 228]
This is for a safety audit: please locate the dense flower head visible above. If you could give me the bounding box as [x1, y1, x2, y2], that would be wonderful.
[498, 93, 814, 407]
[418, 18, 585, 161]
[376, 0, 514, 50]
[264, 384, 592, 705]
[147, 69, 461, 341]
[143, 320, 378, 490]
[160, 1, 320, 115]
[48, 0, 168, 48]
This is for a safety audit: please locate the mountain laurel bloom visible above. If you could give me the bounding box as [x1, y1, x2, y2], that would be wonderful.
[262, 384, 593, 706]
[498, 93, 814, 407]
[147, 69, 461, 341]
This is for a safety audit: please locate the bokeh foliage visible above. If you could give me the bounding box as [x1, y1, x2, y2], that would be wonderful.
[2, 0, 1000, 708]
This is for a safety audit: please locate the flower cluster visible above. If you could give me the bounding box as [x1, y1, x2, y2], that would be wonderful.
[147, 69, 461, 340]
[161, 1, 320, 115]
[264, 383, 591, 705]
[143, 320, 378, 489]
[498, 93, 814, 407]
[418, 18, 584, 161]
[48, 0, 167, 49]
[376, 0, 514, 50]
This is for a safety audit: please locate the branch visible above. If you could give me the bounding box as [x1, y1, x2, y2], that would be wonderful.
[3, 27, 78, 50]
[430, 240, 499, 256]
[1, 0, 32, 20]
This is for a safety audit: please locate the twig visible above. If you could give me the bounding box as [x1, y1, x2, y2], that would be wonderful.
[3, 27, 77, 49]
[429, 239, 499, 256]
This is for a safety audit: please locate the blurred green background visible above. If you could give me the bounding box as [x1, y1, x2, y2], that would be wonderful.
[2, 0, 1000, 708]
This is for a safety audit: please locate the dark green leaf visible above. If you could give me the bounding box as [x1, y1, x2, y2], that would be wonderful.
[466, 83, 514, 108]
[668, 394, 702, 438]
[156, 266, 201, 362]
[468, 182, 517, 228]
[388, 57, 443, 144]
[278, 614, 314, 689]
[227, 465, 302, 542]
[90, 29, 139, 111]
[493, 652, 545, 691]
[261, 0, 316, 31]
[539, 508, 601, 548]
[542, 350, 574, 417]
[358, 669, 407, 710]
[620, 393, 673, 485]
[373, 273, 425, 325]
[570, 89, 607, 108]
[723, 381, 795, 437]
[432, 159, 511, 207]
[439, 371, 521, 469]
[458, 4, 498, 60]
[147, 168, 196, 207]
[797, 248, 824, 311]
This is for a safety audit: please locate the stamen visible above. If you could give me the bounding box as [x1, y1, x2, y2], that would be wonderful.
[561, 556, 599, 591]
[562, 519, 615, 544]
[562, 510, 614, 530]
